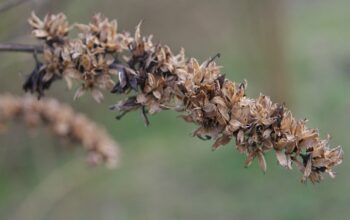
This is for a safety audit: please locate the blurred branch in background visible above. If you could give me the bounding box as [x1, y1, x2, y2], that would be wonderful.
[0, 94, 119, 168]
[0, 0, 59, 43]
[0, 0, 29, 13]
[236, 0, 290, 103]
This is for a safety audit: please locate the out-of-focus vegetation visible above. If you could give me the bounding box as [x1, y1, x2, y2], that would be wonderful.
[0, 0, 349, 219]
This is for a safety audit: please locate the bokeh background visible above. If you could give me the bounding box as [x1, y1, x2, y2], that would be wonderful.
[0, 0, 349, 219]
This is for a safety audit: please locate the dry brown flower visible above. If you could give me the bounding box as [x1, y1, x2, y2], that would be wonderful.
[23, 12, 343, 183]
[28, 12, 70, 43]
[0, 94, 119, 167]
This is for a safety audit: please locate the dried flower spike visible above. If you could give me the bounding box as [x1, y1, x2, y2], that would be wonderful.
[0, 94, 119, 168]
[23, 12, 343, 183]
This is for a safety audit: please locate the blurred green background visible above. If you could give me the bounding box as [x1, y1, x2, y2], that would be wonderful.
[0, 0, 349, 219]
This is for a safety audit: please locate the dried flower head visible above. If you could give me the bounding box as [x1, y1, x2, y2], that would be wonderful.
[28, 12, 70, 43]
[24, 12, 343, 183]
[0, 94, 119, 167]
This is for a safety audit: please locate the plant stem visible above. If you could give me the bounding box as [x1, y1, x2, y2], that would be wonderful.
[0, 0, 29, 13]
[0, 43, 43, 53]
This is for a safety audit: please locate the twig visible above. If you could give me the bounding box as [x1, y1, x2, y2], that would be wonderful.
[0, 0, 29, 13]
[0, 43, 43, 53]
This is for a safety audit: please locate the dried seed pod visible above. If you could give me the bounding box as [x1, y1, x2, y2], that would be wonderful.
[24, 12, 343, 183]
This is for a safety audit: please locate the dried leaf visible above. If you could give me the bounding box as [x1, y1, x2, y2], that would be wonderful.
[92, 89, 104, 103]
[73, 86, 86, 100]
[237, 129, 245, 144]
[212, 135, 230, 150]
[303, 157, 312, 182]
[275, 150, 288, 168]
[257, 151, 267, 173]
[245, 151, 256, 167]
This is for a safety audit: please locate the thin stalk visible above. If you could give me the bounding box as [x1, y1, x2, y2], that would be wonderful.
[0, 43, 43, 53]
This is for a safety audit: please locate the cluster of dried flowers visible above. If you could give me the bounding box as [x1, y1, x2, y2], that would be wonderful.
[24, 12, 343, 183]
[0, 94, 118, 168]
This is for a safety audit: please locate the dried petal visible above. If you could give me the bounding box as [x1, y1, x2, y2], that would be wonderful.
[257, 151, 267, 173]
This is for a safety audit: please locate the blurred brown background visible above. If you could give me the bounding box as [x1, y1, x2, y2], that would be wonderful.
[0, 0, 349, 219]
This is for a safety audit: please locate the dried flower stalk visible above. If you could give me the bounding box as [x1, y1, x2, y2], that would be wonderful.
[22, 12, 343, 183]
[0, 94, 119, 167]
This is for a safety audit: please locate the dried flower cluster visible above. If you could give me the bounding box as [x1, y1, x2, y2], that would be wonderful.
[24, 12, 343, 183]
[0, 94, 119, 167]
